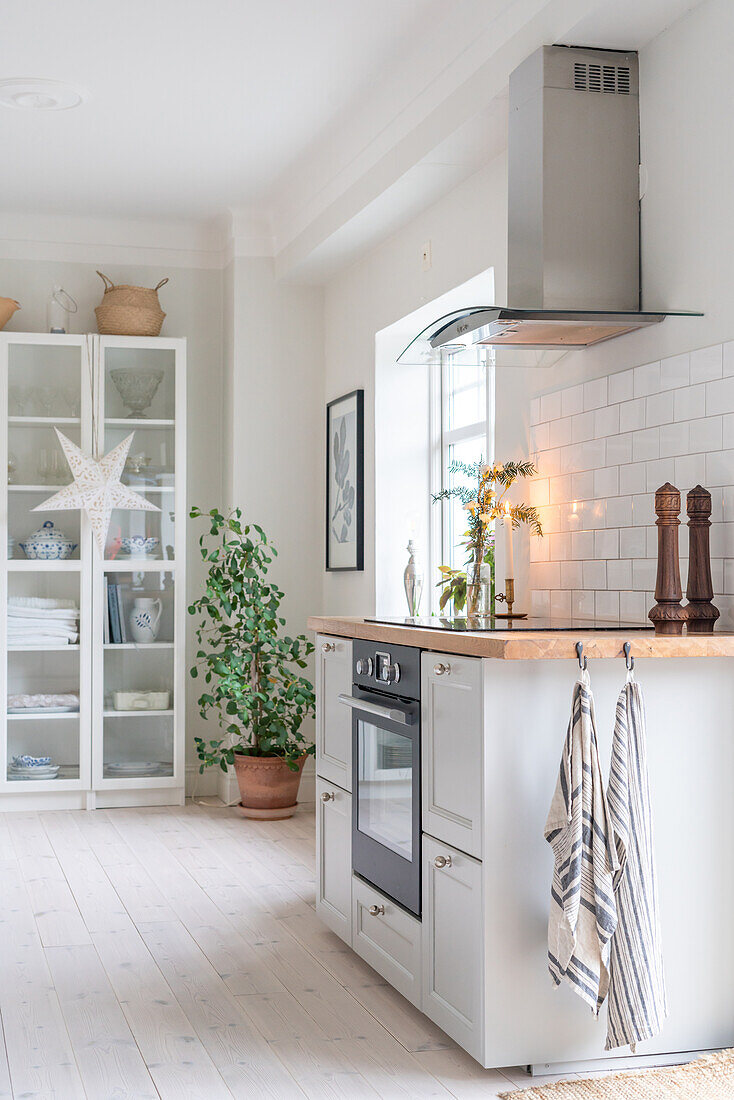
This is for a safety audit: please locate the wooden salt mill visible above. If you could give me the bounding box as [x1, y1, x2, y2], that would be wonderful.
[649, 483, 687, 635]
[685, 485, 719, 633]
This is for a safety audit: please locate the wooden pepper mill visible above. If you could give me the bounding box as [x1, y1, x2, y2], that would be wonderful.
[649, 483, 687, 635]
[685, 485, 719, 633]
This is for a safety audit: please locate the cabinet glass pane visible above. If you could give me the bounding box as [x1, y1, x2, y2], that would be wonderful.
[103, 569, 175, 645]
[103, 424, 175, 559]
[104, 348, 175, 422]
[8, 343, 82, 420]
[6, 572, 81, 782]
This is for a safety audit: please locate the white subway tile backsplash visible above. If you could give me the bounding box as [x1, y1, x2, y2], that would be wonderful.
[620, 527, 646, 559]
[594, 466, 619, 498]
[550, 589, 572, 618]
[634, 360, 661, 397]
[595, 528, 619, 559]
[605, 495, 634, 528]
[645, 391, 674, 427]
[690, 344, 723, 384]
[675, 452, 707, 490]
[689, 416, 722, 453]
[571, 471, 594, 500]
[606, 432, 633, 466]
[620, 398, 646, 432]
[540, 391, 562, 422]
[549, 416, 573, 448]
[660, 353, 690, 391]
[620, 590, 648, 622]
[619, 462, 647, 495]
[532, 589, 551, 617]
[705, 377, 734, 416]
[529, 478, 550, 507]
[561, 561, 583, 588]
[572, 411, 595, 443]
[594, 404, 620, 438]
[659, 421, 690, 458]
[584, 377, 608, 411]
[646, 458, 672, 492]
[608, 369, 634, 405]
[632, 427, 660, 463]
[706, 449, 734, 487]
[572, 590, 595, 619]
[595, 590, 620, 621]
[583, 560, 607, 589]
[607, 559, 632, 589]
[529, 342, 734, 621]
[562, 384, 584, 418]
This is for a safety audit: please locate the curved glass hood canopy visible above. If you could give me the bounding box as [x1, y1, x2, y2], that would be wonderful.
[398, 46, 702, 368]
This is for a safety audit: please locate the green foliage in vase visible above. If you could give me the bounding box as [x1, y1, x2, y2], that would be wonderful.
[433, 459, 543, 612]
[188, 507, 315, 773]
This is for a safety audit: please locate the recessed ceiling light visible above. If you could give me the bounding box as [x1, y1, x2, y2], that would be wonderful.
[0, 78, 85, 111]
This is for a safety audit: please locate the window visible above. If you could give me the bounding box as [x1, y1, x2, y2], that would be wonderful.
[429, 348, 494, 607]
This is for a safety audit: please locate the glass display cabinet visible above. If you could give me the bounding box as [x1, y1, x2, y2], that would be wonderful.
[0, 333, 186, 808]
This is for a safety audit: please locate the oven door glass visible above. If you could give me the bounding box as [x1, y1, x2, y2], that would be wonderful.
[357, 718, 414, 860]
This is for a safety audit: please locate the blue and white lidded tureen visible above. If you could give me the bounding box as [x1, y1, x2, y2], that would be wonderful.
[19, 521, 78, 560]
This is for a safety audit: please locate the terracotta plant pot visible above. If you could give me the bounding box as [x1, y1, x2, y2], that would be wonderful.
[0, 298, 20, 330]
[233, 752, 307, 820]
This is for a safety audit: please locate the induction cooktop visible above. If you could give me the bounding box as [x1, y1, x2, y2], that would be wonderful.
[365, 616, 652, 633]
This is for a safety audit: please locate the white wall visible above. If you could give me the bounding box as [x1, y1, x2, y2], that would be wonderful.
[321, 0, 734, 621]
[0, 256, 224, 792]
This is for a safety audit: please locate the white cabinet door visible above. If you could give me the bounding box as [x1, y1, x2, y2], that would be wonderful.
[316, 776, 352, 944]
[422, 652, 483, 858]
[352, 876, 422, 1007]
[315, 634, 352, 790]
[422, 834, 484, 1063]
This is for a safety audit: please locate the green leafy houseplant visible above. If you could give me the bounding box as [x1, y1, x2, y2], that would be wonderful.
[189, 507, 315, 775]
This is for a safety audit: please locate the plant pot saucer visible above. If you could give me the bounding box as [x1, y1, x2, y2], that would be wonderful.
[237, 801, 298, 820]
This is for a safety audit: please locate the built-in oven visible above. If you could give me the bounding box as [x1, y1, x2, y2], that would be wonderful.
[338, 641, 422, 917]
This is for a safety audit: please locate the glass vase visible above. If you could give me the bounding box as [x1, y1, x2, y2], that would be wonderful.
[466, 559, 495, 619]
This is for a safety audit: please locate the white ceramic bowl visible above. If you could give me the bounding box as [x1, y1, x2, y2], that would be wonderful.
[119, 536, 159, 558]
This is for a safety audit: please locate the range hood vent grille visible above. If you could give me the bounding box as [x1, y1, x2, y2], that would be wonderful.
[573, 61, 631, 94]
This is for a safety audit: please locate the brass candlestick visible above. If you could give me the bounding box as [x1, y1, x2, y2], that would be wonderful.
[496, 578, 527, 619]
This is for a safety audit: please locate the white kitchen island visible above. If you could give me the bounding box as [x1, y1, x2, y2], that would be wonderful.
[308, 616, 734, 1073]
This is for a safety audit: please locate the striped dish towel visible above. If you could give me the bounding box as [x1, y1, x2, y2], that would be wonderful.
[606, 676, 668, 1050]
[545, 672, 619, 1014]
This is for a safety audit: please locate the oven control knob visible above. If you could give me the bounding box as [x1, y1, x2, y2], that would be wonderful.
[382, 662, 401, 684]
[356, 657, 373, 676]
[368, 904, 385, 916]
[434, 855, 452, 869]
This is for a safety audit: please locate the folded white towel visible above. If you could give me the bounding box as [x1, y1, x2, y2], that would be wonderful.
[8, 596, 78, 610]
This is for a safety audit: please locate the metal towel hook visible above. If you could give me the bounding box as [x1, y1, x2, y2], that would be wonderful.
[576, 642, 588, 671]
[623, 641, 635, 672]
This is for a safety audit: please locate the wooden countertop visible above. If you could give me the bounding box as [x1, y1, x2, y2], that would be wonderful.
[307, 616, 734, 660]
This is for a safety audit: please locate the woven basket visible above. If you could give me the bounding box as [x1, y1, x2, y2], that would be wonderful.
[94, 271, 168, 336]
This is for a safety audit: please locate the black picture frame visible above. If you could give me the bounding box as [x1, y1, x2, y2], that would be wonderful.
[326, 389, 364, 571]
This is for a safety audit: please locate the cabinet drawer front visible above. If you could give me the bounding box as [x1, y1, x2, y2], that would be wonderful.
[352, 877, 422, 1007]
[316, 634, 353, 790]
[422, 834, 484, 1062]
[422, 652, 483, 858]
[316, 778, 352, 944]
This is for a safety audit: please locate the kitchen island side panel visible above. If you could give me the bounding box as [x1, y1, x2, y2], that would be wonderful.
[481, 656, 734, 1067]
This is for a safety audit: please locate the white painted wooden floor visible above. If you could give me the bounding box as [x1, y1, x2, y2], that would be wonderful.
[0, 801, 612, 1099]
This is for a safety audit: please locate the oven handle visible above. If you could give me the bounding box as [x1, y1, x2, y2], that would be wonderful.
[337, 693, 414, 726]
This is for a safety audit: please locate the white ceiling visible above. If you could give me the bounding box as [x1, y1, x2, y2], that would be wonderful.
[0, 0, 446, 219]
[0, 0, 707, 277]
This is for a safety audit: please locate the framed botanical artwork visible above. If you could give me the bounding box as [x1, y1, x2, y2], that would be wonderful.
[326, 389, 364, 571]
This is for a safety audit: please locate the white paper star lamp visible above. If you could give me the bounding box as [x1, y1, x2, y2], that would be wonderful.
[34, 430, 160, 556]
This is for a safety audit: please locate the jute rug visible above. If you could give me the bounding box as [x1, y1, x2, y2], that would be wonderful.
[498, 1049, 734, 1099]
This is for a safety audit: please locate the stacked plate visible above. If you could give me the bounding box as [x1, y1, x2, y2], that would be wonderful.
[104, 761, 168, 777]
[9, 756, 60, 780]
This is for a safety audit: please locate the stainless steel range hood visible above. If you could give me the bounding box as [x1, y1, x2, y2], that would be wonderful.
[399, 46, 700, 365]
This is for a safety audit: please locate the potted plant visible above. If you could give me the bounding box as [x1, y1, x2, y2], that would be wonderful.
[433, 459, 543, 616]
[189, 507, 315, 819]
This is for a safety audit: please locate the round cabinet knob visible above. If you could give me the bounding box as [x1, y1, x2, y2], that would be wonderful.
[320, 791, 335, 802]
[383, 662, 401, 684]
[433, 662, 451, 676]
[356, 657, 374, 676]
[434, 854, 452, 869]
[368, 904, 385, 916]
[321, 642, 336, 654]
